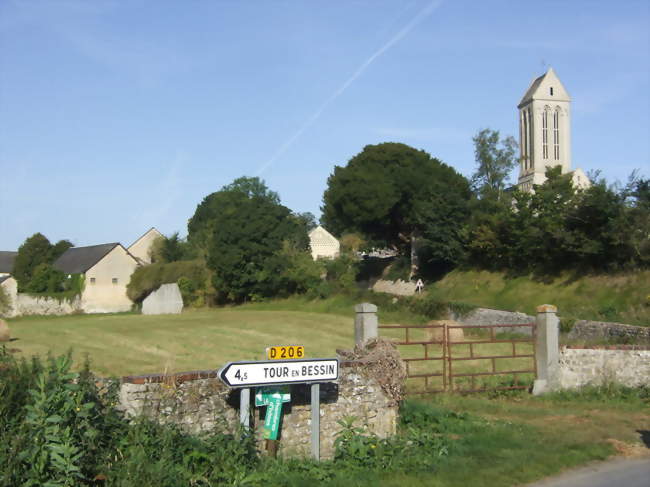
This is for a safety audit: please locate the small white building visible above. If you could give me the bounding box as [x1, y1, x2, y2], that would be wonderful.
[308, 226, 340, 260]
[517, 68, 590, 193]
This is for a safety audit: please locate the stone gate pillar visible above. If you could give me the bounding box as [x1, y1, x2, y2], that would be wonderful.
[533, 304, 560, 395]
[355, 303, 378, 346]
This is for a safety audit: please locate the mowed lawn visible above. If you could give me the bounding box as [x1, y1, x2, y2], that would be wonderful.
[6, 309, 354, 377]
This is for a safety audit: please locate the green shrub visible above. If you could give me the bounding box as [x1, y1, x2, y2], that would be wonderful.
[0, 287, 9, 315]
[408, 293, 448, 319]
[559, 317, 576, 334]
[384, 256, 411, 281]
[24, 263, 66, 293]
[0, 351, 123, 486]
[324, 254, 360, 293]
[127, 260, 208, 304]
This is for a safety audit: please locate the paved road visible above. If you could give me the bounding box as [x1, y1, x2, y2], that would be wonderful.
[526, 457, 650, 487]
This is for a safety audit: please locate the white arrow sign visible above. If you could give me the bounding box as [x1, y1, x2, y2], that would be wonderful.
[218, 358, 339, 388]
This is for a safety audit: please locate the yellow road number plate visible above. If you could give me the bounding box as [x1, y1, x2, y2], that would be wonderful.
[266, 345, 305, 360]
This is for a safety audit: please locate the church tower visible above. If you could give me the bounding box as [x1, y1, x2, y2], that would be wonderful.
[517, 68, 573, 192]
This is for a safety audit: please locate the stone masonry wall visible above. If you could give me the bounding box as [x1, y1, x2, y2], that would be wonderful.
[557, 347, 650, 390]
[450, 307, 535, 335]
[371, 279, 417, 296]
[568, 320, 650, 343]
[118, 363, 398, 460]
[14, 293, 82, 316]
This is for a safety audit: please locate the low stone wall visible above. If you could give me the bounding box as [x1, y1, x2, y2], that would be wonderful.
[451, 307, 535, 335]
[14, 293, 82, 316]
[557, 346, 650, 389]
[118, 362, 398, 460]
[568, 320, 650, 343]
[371, 279, 417, 296]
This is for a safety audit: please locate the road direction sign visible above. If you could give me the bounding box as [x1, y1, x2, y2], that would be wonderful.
[218, 358, 339, 388]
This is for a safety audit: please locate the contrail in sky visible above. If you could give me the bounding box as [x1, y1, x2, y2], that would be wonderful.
[254, 0, 443, 176]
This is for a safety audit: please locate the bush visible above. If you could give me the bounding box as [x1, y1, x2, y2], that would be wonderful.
[384, 256, 410, 281]
[0, 349, 258, 486]
[0, 287, 10, 315]
[559, 317, 576, 334]
[408, 293, 448, 319]
[126, 260, 208, 304]
[277, 243, 325, 296]
[324, 254, 359, 294]
[24, 264, 66, 293]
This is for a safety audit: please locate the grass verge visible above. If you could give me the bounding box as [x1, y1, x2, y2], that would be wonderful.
[429, 269, 650, 326]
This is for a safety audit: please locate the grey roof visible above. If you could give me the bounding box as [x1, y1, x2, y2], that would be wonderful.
[0, 251, 17, 274]
[53, 243, 120, 274]
[518, 73, 546, 107]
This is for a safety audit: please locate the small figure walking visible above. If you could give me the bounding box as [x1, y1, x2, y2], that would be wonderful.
[415, 279, 424, 294]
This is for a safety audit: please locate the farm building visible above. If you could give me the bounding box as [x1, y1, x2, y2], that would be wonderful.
[54, 243, 139, 313]
[127, 227, 163, 265]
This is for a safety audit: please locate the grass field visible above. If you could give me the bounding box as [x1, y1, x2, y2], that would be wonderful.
[6, 308, 354, 377]
[7, 305, 535, 390]
[430, 269, 650, 326]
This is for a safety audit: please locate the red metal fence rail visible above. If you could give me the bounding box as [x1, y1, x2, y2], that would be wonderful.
[378, 322, 536, 394]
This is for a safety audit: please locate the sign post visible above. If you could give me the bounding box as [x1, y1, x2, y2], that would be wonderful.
[255, 386, 291, 457]
[218, 357, 338, 461]
[239, 388, 250, 430]
[311, 383, 320, 460]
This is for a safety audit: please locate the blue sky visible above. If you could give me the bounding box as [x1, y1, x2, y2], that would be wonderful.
[1, 0, 648, 250]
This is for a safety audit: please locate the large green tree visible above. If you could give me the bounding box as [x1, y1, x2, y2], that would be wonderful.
[471, 128, 518, 199]
[321, 143, 471, 276]
[12, 234, 72, 291]
[188, 177, 312, 301]
[188, 177, 282, 257]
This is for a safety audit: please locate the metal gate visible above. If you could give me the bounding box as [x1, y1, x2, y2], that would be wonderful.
[378, 322, 537, 394]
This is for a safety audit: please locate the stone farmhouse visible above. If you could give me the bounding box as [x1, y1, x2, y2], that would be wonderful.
[53, 243, 139, 313]
[0, 229, 162, 317]
[517, 68, 590, 193]
[308, 225, 340, 260]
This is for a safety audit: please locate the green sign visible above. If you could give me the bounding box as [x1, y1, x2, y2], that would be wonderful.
[256, 386, 291, 441]
[263, 396, 283, 440]
[255, 386, 290, 407]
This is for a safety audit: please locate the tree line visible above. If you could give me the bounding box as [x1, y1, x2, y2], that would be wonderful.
[12, 130, 649, 303]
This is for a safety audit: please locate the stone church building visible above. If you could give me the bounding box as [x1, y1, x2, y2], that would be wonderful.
[517, 68, 590, 192]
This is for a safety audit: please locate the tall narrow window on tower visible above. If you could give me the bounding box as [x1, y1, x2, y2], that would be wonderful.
[553, 108, 560, 160]
[522, 110, 529, 169]
[542, 108, 549, 159]
[550, 87, 554, 96]
[528, 108, 534, 167]
[520, 111, 526, 169]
